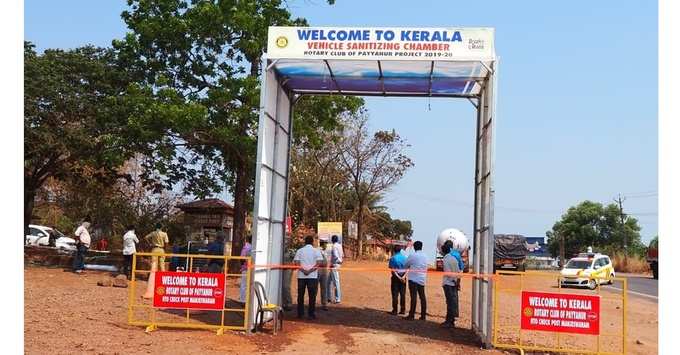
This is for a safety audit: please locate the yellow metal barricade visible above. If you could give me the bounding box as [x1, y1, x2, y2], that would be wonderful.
[128, 252, 252, 335]
[493, 271, 627, 355]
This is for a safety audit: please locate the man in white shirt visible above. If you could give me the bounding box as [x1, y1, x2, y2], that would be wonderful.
[440, 242, 461, 328]
[294, 235, 323, 319]
[327, 235, 344, 303]
[73, 217, 92, 274]
[404, 241, 428, 320]
[122, 225, 139, 279]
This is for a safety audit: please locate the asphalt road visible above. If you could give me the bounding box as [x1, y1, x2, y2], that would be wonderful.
[608, 273, 658, 301]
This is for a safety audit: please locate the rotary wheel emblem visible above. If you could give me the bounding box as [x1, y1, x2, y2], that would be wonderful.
[276, 36, 288, 48]
[156, 286, 165, 296]
[523, 307, 533, 317]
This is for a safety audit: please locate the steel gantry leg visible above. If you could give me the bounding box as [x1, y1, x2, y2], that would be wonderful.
[250, 57, 293, 331]
[472, 59, 497, 348]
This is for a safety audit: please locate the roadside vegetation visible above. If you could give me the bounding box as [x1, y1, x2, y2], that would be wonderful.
[24, 1, 413, 258]
[546, 200, 651, 272]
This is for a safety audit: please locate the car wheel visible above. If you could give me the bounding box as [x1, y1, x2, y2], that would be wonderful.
[588, 279, 597, 290]
[609, 272, 615, 285]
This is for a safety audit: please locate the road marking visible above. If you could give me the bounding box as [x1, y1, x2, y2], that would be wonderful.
[608, 286, 658, 300]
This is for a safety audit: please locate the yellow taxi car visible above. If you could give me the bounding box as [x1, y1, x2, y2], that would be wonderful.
[559, 253, 615, 290]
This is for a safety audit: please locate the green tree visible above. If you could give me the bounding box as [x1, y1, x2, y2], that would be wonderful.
[24, 40, 203, 234]
[392, 218, 414, 240]
[116, 0, 362, 257]
[649, 235, 658, 249]
[372, 211, 413, 242]
[24, 42, 133, 233]
[546, 200, 645, 258]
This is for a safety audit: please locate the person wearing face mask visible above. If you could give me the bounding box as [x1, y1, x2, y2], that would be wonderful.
[73, 216, 92, 274]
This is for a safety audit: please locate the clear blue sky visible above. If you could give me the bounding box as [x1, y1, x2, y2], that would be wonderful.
[25, 1, 658, 258]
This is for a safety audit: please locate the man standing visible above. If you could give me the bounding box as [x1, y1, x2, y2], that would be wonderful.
[144, 223, 169, 271]
[73, 217, 92, 274]
[122, 225, 139, 279]
[294, 236, 323, 319]
[238, 235, 253, 303]
[207, 234, 225, 273]
[318, 240, 331, 311]
[281, 245, 296, 311]
[440, 242, 461, 328]
[328, 235, 344, 304]
[444, 240, 465, 272]
[404, 241, 428, 320]
[388, 245, 407, 315]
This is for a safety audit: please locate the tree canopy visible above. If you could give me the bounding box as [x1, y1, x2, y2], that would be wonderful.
[546, 200, 645, 258]
[25, 1, 409, 262]
[114, 0, 364, 256]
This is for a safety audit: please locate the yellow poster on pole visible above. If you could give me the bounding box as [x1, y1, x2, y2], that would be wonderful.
[317, 222, 343, 242]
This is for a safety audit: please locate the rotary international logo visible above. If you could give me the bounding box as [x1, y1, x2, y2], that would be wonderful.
[523, 307, 533, 317]
[276, 36, 288, 48]
[156, 286, 165, 296]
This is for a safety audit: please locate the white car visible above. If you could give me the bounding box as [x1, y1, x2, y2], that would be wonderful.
[560, 253, 615, 289]
[25, 224, 77, 252]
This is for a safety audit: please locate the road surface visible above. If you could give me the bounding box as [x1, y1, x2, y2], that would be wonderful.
[609, 273, 658, 301]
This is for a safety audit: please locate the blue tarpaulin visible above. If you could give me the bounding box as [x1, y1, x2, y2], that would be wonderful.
[271, 59, 490, 97]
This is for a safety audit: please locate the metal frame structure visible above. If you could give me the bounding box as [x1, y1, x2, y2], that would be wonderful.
[493, 271, 627, 354]
[128, 252, 252, 335]
[472, 60, 497, 347]
[251, 27, 497, 346]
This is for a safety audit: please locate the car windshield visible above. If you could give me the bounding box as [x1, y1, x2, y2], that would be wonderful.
[565, 259, 592, 269]
[50, 229, 66, 238]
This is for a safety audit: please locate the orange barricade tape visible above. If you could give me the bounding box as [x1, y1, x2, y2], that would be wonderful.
[247, 263, 497, 280]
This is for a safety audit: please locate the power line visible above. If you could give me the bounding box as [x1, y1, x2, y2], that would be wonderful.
[397, 190, 656, 216]
[621, 190, 657, 196]
[627, 212, 658, 216]
[397, 191, 560, 214]
[625, 193, 658, 199]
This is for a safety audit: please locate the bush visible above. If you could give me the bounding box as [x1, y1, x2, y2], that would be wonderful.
[610, 251, 650, 274]
[525, 257, 558, 270]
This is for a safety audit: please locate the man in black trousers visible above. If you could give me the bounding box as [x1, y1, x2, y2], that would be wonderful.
[404, 241, 429, 320]
[293, 235, 323, 319]
[388, 245, 407, 315]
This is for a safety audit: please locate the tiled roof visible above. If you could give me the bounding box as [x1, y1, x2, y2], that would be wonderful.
[177, 198, 234, 211]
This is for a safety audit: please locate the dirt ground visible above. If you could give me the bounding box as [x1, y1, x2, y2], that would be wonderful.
[24, 260, 657, 354]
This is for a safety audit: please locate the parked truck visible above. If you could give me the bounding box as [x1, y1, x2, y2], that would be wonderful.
[647, 236, 658, 279]
[435, 228, 470, 272]
[494, 234, 529, 273]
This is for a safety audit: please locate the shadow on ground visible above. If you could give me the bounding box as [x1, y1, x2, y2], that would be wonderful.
[283, 304, 481, 347]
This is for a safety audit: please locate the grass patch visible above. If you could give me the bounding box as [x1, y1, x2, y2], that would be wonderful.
[611, 252, 650, 274]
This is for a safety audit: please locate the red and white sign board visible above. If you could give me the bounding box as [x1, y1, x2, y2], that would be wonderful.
[153, 271, 225, 310]
[521, 291, 600, 335]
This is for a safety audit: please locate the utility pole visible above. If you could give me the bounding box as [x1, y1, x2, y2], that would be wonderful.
[559, 231, 565, 268]
[615, 194, 628, 259]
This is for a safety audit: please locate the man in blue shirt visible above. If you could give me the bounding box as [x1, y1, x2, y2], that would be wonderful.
[404, 241, 429, 321]
[207, 235, 225, 273]
[388, 245, 407, 315]
[444, 240, 465, 271]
